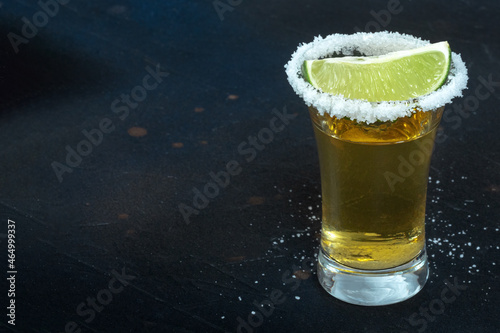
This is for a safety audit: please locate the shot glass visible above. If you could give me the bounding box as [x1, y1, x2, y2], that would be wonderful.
[285, 32, 468, 306]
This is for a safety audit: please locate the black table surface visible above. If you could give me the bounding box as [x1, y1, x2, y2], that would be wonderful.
[0, 1, 499, 332]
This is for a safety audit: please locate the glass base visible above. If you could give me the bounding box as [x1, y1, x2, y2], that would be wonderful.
[317, 247, 429, 306]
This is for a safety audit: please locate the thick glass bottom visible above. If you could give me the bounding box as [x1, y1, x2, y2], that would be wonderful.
[317, 247, 428, 306]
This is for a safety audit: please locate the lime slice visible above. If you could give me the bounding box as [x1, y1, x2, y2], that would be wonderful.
[302, 41, 451, 102]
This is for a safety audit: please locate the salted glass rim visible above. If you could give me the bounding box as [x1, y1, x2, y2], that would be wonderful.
[284, 31, 468, 124]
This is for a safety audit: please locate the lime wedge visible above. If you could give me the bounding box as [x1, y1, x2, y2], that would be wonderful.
[302, 41, 451, 102]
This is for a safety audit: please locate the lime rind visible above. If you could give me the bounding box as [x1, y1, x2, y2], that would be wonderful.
[284, 32, 468, 124]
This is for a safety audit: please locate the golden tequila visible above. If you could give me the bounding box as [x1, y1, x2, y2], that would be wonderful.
[311, 107, 443, 270]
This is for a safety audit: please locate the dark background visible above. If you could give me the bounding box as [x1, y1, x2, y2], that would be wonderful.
[0, 0, 498, 332]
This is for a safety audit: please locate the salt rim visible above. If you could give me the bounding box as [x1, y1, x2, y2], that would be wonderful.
[285, 31, 469, 124]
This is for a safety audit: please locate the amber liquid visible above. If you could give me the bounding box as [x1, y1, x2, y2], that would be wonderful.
[311, 107, 443, 270]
